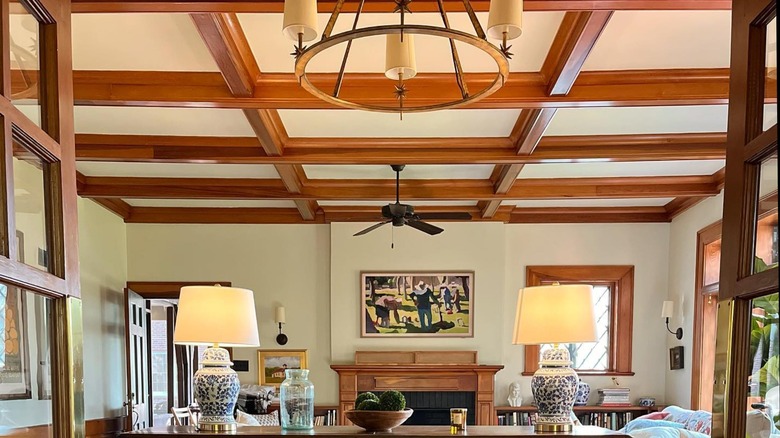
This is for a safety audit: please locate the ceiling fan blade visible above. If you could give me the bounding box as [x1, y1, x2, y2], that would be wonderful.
[353, 221, 391, 236]
[416, 212, 473, 220]
[405, 219, 444, 236]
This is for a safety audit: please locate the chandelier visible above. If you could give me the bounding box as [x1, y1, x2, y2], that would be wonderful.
[282, 0, 522, 116]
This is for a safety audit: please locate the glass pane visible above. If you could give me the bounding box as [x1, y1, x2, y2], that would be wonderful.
[746, 292, 779, 432]
[540, 285, 610, 370]
[765, 17, 777, 132]
[0, 284, 54, 434]
[704, 238, 722, 288]
[151, 303, 171, 426]
[755, 154, 778, 273]
[13, 141, 49, 272]
[9, 1, 42, 127]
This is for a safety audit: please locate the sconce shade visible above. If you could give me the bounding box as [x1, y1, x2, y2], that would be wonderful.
[283, 0, 319, 42]
[276, 306, 287, 324]
[385, 33, 417, 81]
[174, 286, 260, 347]
[487, 0, 523, 40]
[661, 300, 674, 319]
[513, 284, 597, 345]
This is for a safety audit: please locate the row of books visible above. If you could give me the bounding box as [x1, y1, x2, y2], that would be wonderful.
[496, 412, 537, 426]
[495, 411, 636, 431]
[314, 409, 339, 426]
[579, 412, 636, 430]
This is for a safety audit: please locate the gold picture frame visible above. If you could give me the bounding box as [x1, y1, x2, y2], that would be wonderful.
[257, 349, 308, 387]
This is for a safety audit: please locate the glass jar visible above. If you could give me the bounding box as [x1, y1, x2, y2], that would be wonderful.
[280, 369, 315, 430]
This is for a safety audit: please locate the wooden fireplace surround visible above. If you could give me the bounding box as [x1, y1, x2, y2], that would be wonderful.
[331, 351, 504, 426]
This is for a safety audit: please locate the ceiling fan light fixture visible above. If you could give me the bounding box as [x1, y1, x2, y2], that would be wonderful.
[282, 0, 319, 42]
[385, 33, 417, 81]
[487, 0, 524, 41]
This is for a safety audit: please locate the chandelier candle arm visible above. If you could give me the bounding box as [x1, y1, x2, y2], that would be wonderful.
[334, 0, 367, 97]
[436, 0, 470, 98]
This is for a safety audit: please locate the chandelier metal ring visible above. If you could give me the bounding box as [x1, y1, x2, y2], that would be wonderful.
[294, 24, 510, 113]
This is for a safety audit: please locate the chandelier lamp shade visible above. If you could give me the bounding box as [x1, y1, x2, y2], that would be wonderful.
[281, 0, 522, 115]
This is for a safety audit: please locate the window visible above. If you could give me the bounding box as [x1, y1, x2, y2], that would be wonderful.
[522, 266, 634, 376]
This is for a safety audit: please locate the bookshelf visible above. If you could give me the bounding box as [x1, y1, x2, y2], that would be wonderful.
[266, 403, 340, 426]
[495, 406, 659, 430]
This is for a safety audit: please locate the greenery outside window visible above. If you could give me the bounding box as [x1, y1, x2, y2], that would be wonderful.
[522, 266, 635, 376]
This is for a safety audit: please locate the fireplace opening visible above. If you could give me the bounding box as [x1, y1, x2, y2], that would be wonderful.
[359, 391, 476, 426]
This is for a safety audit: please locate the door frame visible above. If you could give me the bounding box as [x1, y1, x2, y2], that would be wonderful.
[123, 281, 232, 430]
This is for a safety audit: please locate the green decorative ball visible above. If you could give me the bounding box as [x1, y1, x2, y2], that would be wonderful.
[355, 392, 379, 407]
[378, 390, 406, 411]
[357, 400, 382, 411]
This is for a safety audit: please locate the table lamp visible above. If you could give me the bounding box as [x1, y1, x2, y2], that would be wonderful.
[513, 284, 597, 432]
[174, 285, 260, 431]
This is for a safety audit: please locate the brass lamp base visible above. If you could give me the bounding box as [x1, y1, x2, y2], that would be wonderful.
[198, 422, 237, 432]
[534, 423, 573, 433]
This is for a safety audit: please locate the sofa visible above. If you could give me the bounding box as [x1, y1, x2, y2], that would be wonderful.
[622, 405, 779, 438]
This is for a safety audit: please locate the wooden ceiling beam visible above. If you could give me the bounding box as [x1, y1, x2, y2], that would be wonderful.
[121, 204, 670, 224]
[191, 12, 317, 220]
[90, 197, 133, 219]
[541, 11, 613, 96]
[484, 10, 612, 217]
[77, 175, 721, 200]
[71, 68, 757, 109]
[72, 0, 731, 13]
[74, 132, 727, 164]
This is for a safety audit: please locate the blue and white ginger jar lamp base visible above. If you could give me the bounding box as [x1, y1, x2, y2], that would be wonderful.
[193, 347, 241, 431]
[531, 346, 579, 432]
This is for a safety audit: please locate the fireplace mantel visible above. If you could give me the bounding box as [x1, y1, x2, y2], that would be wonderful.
[331, 351, 503, 426]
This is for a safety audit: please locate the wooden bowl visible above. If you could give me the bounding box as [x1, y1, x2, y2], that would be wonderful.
[345, 409, 414, 432]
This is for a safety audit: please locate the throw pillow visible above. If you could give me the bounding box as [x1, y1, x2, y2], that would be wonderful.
[251, 410, 281, 426]
[623, 419, 686, 434]
[236, 410, 261, 426]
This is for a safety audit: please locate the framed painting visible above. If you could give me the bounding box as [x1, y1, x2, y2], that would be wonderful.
[361, 272, 474, 337]
[257, 349, 308, 387]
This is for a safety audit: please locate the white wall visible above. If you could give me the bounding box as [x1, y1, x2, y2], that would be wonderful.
[503, 223, 671, 406]
[122, 219, 684, 408]
[665, 193, 724, 408]
[126, 224, 333, 402]
[330, 222, 507, 366]
[79, 198, 129, 420]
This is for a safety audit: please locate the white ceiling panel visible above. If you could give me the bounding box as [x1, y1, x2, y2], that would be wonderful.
[545, 106, 729, 136]
[77, 162, 280, 179]
[583, 11, 731, 70]
[239, 12, 564, 73]
[518, 160, 724, 179]
[279, 109, 520, 137]
[124, 199, 297, 208]
[74, 107, 255, 136]
[507, 198, 674, 207]
[72, 14, 219, 71]
[318, 200, 478, 206]
[304, 164, 494, 179]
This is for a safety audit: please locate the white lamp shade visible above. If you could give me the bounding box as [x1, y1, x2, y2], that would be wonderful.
[174, 286, 260, 347]
[283, 0, 318, 42]
[513, 284, 597, 345]
[487, 0, 523, 40]
[661, 300, 674, 319]
[276, 306, 286, 324]
[385, 34, 417, 81]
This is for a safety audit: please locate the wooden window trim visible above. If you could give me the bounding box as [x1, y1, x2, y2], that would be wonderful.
[521, 265, 634, 376]
[691, 220, 722, 410]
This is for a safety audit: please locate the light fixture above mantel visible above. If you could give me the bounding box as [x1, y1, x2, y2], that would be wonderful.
[282, 0, 522, 117]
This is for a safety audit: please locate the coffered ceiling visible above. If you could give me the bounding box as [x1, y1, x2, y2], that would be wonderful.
[19, 0, 780, 224]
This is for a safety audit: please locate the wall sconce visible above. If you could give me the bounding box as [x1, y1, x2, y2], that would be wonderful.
[661, 301, 683, 340]
[275, 306, 288, 345]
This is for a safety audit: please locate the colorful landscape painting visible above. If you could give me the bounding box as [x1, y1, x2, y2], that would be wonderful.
[257, 349, 308, 386]
[361, 272, 474, 337]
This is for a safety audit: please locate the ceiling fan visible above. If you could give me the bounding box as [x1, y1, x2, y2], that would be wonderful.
[353, 165, 472, 237]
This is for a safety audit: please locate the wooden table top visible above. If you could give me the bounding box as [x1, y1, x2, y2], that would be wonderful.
[122, 426, 628, 437]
